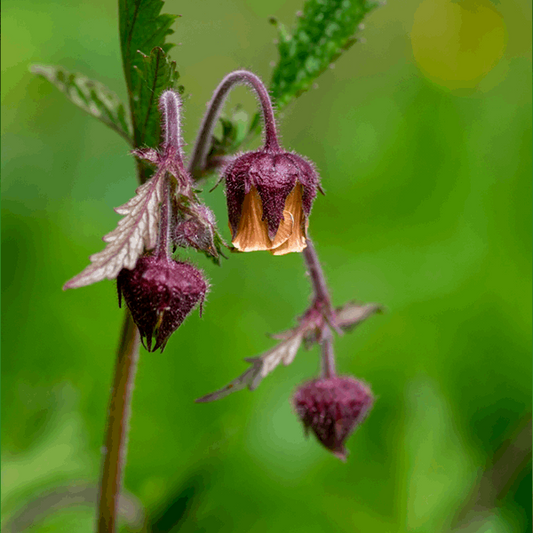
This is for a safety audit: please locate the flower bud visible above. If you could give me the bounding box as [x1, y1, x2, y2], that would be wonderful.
[173, 204, 220, 259]
[117, 256, 208, 352]
[224, 150, 320, 255]
[293, 376, 373, 460]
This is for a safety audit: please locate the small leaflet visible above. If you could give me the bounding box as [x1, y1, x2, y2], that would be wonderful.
[335, 301, 384, 332]
[30, 64, 132, 144]
[64, 173, 163, 289]
[196, 332, 303, 403]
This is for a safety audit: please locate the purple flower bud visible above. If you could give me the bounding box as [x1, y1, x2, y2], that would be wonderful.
[117, 256, 208, 352]
[293, 376, 373, 460]
[174, 204, 220, 259]
[224, 149, 320, 255]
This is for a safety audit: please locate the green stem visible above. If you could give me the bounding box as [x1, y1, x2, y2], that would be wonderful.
[97, 310, 140, 533]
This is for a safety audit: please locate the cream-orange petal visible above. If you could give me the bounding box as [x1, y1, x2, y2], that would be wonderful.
[232, 186, 273, 252]
[270, 185, 308, 255]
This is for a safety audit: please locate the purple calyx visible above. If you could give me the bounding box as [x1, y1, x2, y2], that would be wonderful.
[117, 256, 208, 352]
[293, 376, 374, 460]
[225, 149, 319, 241]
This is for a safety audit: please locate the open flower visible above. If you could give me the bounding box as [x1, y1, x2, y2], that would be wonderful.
[117, 255, 208, 352]
[224, 149, 320, 255]
[293, 376, 374, 460]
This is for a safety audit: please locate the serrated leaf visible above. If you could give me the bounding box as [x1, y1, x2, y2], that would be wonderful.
[270, 0, 380, 109]
[30, 64, 132, 144]
[196, 332, 303, 403]
[133, 47, 182, 151]
[119, 0, 178, 100]
[119, 0, 181, 184]
[64, 172, 164, 289]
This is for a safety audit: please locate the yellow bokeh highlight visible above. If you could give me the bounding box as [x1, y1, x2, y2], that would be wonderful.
[411, 0, 507, 90]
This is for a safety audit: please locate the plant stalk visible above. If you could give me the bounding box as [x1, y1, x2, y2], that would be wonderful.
[302, 239, 333, 314]
[320, 327, 337, 378]
[97, 88, 185, 533]
[97, 310, 140, 533]
[302, 238, 339, 376]
[155, 180, 172, 261]
[189, 70, 279, 178]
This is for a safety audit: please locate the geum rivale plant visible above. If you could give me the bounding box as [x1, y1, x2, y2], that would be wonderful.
[32, 0, 384, 531]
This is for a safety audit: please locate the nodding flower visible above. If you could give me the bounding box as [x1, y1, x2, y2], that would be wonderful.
[224, 149, 320, 255]
[293, 376, 374, 460]
[117, 255, 208, 352]
[190, 70, 323, 256]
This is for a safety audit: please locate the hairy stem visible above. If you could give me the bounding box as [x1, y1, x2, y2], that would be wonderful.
[160, 90, 184, 160]
[302, 238, 340, 375]
[302, 239, 333, 313]
[97, 310, 140, 533]
[156, 180, 172, 260]
[189, 70, 279, 178]
[97, 88, 185, 532]
[321, 327, 337, 378]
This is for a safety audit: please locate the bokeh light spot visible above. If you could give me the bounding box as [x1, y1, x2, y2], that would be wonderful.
[411, 0, 506, 90]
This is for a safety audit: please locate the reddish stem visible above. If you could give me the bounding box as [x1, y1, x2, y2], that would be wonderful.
[321, 327, 337, 378]
[189, 70, 280, 177]
[302, 239, 333, 314]
[159, 90, 184, 162]
[155, 180, 172, 260]
[97, 311, 140, 533]
[97, 89, 183, 533]
[302, 239, 338, 378]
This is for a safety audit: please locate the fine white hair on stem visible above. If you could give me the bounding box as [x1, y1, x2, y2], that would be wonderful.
[188, 70, 280, 177]
[159, 89, 183, 158]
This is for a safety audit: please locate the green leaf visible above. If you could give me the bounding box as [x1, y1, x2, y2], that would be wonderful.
[30, 64, 133, 144]
[192, 108, 262, 181]
[119, 0, 178, 104]
[119, 0, 182, 184]
[133, 47, 182, 150]
[205, 107, 252, 169]
[270, 0, 380, 109]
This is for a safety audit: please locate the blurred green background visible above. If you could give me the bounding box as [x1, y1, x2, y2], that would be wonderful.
[2, 0, 531, 531]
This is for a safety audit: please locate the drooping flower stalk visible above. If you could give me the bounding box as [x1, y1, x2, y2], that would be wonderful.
[190, 74, 381, 460]
[189, 70, 280, 177]
[118, 92, 209, 353]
